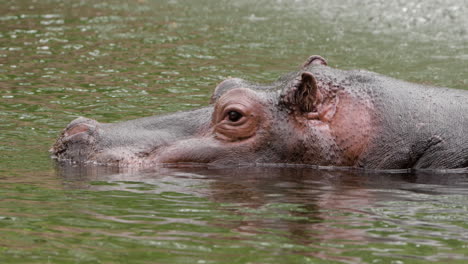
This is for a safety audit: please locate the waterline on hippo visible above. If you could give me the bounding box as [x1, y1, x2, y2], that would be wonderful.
[51, 55, 468, 171]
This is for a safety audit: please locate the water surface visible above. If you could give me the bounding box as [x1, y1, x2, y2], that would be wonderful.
[1, 0, 467, 263]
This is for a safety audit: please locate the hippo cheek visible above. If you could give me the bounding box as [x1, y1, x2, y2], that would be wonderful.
[153, 138, 259, 166]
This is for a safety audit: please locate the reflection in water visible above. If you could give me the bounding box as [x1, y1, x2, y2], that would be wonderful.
[55, 164, 468, 262]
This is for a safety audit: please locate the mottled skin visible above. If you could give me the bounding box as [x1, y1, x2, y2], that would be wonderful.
[51, 56, 468, 170]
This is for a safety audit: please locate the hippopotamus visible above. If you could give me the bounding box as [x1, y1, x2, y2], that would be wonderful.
[51, 55, 468, 170]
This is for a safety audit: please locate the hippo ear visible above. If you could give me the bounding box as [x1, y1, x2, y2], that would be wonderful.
[302, 55, 327, 68]
[293, 72, 323, 113]
[281, 71, 338, 121]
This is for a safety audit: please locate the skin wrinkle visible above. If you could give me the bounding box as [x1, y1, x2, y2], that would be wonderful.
[213, 88, 265, 142]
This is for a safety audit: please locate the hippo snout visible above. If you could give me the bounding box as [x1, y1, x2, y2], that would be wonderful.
[50, 117, 100, 163]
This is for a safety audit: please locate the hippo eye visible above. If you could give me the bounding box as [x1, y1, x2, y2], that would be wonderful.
[228, 111, 243, 122]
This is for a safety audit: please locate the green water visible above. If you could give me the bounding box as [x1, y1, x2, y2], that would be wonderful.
[1, 0, 468, 263]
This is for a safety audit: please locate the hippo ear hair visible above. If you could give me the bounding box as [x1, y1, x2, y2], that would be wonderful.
[280, 72, 322, 113]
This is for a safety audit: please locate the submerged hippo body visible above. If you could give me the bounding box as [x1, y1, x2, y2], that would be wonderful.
[51, 56, 468, 170]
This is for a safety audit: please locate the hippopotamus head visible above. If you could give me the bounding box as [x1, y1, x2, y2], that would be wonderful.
[51, 55, 374, 168]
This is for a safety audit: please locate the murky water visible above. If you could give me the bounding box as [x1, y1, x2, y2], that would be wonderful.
[1, 0, 467, 263]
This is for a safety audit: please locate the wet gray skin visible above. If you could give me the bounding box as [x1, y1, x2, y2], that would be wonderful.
[51, 56, 468, 170]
